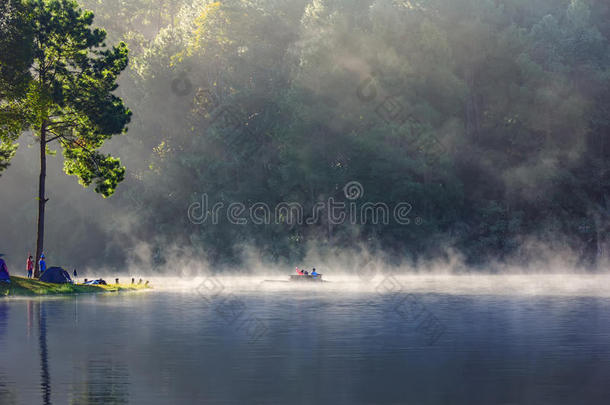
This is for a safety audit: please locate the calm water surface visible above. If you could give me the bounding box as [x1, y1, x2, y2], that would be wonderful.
[1, 275, 609, 404]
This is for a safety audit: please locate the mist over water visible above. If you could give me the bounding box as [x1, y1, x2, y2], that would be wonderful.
[141, 273, 610, 298]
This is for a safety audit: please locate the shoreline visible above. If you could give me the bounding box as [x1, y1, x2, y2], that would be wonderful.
[1, 276, 152, 297]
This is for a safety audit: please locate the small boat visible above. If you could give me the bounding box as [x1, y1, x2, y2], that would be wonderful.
[289, 274, 324, 282]
[262, 273, 327, 284]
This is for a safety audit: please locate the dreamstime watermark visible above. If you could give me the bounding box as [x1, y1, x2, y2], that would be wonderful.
[187, 181, 422, 226]
[196, 276, 268, 343]
[356, 71, 447, 165]
[171, 71, 194, 97]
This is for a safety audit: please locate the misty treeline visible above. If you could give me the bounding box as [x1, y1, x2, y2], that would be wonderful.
[1, 0, 609, 271]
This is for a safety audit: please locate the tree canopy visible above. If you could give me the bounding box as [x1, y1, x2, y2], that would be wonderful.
[1, 0, 131, 275]
[0, 0, 33, 174]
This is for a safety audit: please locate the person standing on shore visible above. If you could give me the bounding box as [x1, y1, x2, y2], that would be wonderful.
[26, 255, 33, 278]
[39, 254, 47, 275]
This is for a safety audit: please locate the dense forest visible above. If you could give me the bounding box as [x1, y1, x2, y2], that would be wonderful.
[1, 0, 609, 272]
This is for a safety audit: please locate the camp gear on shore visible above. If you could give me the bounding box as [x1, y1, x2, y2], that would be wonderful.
[39, 267, 73, 284]
[0, 256, 10, 283]
[84, 279, 107, 285]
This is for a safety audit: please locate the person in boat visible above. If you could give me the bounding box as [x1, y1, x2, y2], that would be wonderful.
[303, 270, 309, 275]
[311, 268, 319, 278]
[295, 267, 304, 275]
[26, 254, 33, 278]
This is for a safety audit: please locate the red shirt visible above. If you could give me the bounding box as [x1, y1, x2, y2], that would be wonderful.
[27, 258, 33, 271]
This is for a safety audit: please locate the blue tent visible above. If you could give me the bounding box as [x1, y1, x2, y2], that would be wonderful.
[0, 257, 9, 282]
[39, 267, 73, 284]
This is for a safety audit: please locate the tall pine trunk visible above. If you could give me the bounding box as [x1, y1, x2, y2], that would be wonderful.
[34, 121, 47, 278]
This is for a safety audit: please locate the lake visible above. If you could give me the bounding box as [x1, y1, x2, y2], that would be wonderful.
[1, 274, 609, 404]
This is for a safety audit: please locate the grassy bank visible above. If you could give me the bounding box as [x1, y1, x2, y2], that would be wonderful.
[1, 276, 151, 297]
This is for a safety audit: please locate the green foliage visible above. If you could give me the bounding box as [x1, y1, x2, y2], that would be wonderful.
[0, 140, 19, 173]
[63, 149, 125, 196]
[0, 0, 34, 174]
[6, 0, 132, 195]
[0, 0, 33, 98]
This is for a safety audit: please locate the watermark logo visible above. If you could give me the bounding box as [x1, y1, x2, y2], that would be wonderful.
[171, 71, 193, 97]
[343, 180, 364, 200]
[356, 70, 380, 102]
[354, 259, 378, 283]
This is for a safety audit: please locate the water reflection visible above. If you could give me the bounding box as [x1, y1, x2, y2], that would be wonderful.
[71, 359, 129, 405]
[0, 301, 7, 340]
[32, 300, 130, 405]
[37, 302, 51, 405]
[0, 375, 16, 405]
[27, 300, 33, 338]
[0, 302, 17, 405]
